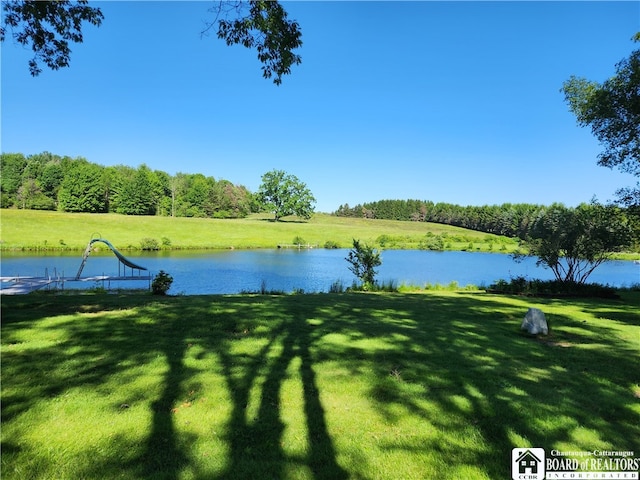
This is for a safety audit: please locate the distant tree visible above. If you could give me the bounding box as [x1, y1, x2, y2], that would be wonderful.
[153, 169, 173, 216]
[1, 153, 27, 207]
[518, 202, 633, 284]
[181, 173, 213, 217]
[39, 160, 65, 205]
[209, 179, 251, 218]
[112, 165, 158, 215]
[257, 169, 316, 221]
[562, 33, 640, 206]
[146, 167, 164, 214]
[2, 0, 302, 84]
[17, 152, 67, 209]
[334, 204, 355, 217]
[346, 239, 382, 288]
[168, 173, 189, 217]
[232, 184, 253, 216]
[108, 165, 134, 213]
[57, 160, 107, 212]
[16, 178, 42, 209]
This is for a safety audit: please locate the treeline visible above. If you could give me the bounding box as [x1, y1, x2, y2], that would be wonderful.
[334, 199, 637, 242]
[1, 152, 255, 218]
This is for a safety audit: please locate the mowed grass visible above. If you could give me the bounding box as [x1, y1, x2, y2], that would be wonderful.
[2, 291, 639, 479]
[0, 209, 519, 252]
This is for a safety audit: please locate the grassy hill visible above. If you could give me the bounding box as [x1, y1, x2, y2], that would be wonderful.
[0, 209, 520, 253]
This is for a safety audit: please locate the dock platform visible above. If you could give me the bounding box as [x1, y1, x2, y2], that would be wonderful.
[0, 275, 152, 295]
[1, 236, 153, 295]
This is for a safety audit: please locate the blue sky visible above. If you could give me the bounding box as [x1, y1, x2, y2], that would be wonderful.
[2, 1, 638, 213]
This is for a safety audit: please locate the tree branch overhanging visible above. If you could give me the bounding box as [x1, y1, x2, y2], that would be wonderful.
[207, 0, 302, 85]
[1, 0, 103, 76]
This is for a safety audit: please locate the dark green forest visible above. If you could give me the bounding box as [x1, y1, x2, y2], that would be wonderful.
[335, 200, 547, 238]
[1, 152, 256, 218]
[334, 199, 639, 248]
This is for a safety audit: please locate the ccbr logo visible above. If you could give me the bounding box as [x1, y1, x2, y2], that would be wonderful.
[512, 448, 546, 480]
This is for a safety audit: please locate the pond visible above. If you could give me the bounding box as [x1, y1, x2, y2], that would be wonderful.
[2, 249, 638, 295]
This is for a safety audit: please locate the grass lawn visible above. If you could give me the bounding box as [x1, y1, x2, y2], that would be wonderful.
[2, 291, 639, 479]
[0, 209, 520, 253]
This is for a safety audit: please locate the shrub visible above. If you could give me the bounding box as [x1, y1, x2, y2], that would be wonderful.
[161, 237, 172, 248]
[376, 234, 394, 248]
[292, 236, 306, 246]
[140, 237, 159, 251]
[488, 276, 618, 298]
[346, 280, 398, 293]
[346, 239, 382, 288]
[324, 240, 340, 249]
[328, 279, 345, 293]
[240, 280, 287, 295]
[377, 279, 398, 292]
[420, 234, 444, 251]
[151, 270, 173, 295]
[89, 282, 107, 294]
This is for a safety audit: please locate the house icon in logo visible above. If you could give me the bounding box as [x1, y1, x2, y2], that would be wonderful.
[516, 449, 542, 474]
[512, 447, 545, 480]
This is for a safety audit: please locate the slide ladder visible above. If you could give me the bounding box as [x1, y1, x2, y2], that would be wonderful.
[76, 237, 147, 280]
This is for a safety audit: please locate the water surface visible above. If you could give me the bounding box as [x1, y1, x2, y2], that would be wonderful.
[2, 249, 638, 294]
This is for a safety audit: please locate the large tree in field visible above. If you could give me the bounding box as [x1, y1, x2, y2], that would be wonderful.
[1, 0, 302, 84]
[519, 203, 633, 284]
[562, 34, 640, 206]
[257, 169, 316, 221]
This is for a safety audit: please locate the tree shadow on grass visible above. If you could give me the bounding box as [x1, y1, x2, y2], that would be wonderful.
[2, 292, 638, 479]
[1, 294, 349, 479]
[214, 299, 348, 480]
[257, 217, 310, 224]
[131, 308, 193, 478]
[1, 294, 161, 424]
[313, 292, 639, 479]
[2, 295, 197, 479]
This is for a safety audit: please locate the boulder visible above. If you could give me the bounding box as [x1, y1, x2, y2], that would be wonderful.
[521, 308, 548, 335]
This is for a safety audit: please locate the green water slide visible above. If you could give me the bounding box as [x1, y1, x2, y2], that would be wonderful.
[76, 238, 147, 280]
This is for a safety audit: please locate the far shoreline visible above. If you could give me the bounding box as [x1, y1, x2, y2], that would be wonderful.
[1, 244, 638, 262]
[1, 209, 638, 261]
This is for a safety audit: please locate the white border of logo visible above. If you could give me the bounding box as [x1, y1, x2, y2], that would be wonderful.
[512, 448, 546, 480]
